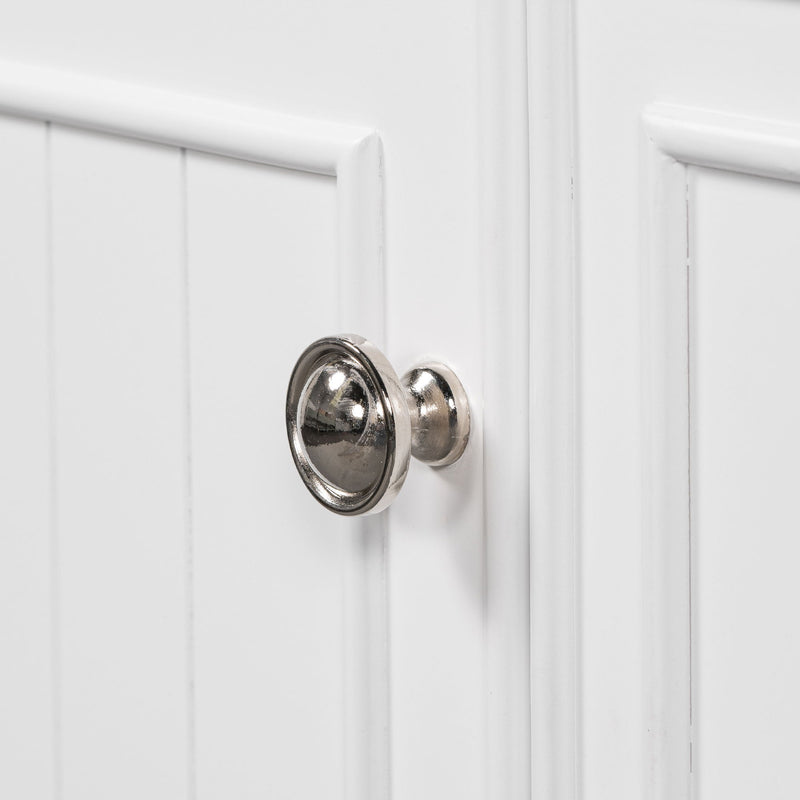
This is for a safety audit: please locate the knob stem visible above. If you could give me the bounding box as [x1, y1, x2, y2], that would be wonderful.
[403, 363, 470, 467]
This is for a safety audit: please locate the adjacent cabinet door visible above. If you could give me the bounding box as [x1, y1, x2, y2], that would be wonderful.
[558, 1, 800, 799]
[0, 2, 529, 800]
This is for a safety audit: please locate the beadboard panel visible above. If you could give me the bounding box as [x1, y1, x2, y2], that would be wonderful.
[0, 115, 54, 800]
[50, 125, 189, 800]
[0, 83, 383, 798]
[185, 152, 344, 799]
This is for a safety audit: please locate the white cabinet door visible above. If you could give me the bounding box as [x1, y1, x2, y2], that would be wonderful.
[0, 3, 529, 800]
[540, 1, 800, 798]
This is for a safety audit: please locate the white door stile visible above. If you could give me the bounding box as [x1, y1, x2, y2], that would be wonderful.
[0, 115, 55, 800]
[49, 125, 190, 800]
[527, 0, 580, 798]
[477, 0, 532, 798]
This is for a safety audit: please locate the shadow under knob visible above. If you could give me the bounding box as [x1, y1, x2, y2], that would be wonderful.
[286, 334, 470, 516]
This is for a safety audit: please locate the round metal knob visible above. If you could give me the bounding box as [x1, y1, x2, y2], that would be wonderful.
[286, 334, 470, 515]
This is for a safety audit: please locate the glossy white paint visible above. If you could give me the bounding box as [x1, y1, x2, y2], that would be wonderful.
[0, 60, 373, 174]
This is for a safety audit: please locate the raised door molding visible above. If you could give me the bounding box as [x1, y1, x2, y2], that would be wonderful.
[641, 103, 800, 799]
[0, 59, 383, 336]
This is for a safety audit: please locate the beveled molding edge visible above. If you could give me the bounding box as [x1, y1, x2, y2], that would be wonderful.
[0, 58, 375, 174]
[641, 103, 800, 800]
[644, 102, 800, 181]
[0, 57, 387, 800]
[0, 59, 384, 335]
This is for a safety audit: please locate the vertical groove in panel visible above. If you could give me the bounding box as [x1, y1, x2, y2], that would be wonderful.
[179, 147, 197, 800]
[0, 114, 55, 800]
[50, 126, 188, 800]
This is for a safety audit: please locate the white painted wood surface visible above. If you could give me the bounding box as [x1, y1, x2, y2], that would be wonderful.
[0, 111, 385, 798]
[0, 0, 529, 790]
[478, 0, 531, 797]
[50, 126, 189, 799]
[5, 0, 800, 797]
[0, 115, 54, 800]
[572, 2, 800, 796]
[185, 152, 344, 798]
[527, 3, 578, 799]
[691, 167, 800, 799]
[640, 106, 800, 800]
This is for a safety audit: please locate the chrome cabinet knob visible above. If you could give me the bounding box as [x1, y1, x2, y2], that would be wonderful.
[286, 334, 470, 515]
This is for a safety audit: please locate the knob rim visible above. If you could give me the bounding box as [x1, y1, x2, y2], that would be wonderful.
[286, 335, 411, 516]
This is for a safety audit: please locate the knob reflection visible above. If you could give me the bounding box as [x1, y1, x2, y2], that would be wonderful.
[298, 358, 388, 493]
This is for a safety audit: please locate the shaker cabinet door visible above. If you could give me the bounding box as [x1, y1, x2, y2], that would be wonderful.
[0, 2, 530, 799]
[557, 2, 800, 798]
